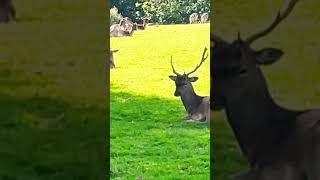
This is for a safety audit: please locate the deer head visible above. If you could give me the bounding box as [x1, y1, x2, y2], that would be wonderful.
[169, 47, 208, 97]
[110, 49, 119, 69]
[211, 0, 300, 110]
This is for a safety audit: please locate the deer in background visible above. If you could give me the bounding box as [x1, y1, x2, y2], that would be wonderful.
[109, 49, 119, 69]
[201, 13, 209, 23]
[133, 18, 148, 30]
[169, 47, 210, 122]
[189, 12, 199, 24]
[110, 17, 134, 37]
[212, 0, 320, 179]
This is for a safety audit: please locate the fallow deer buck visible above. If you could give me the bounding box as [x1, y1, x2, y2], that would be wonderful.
[169, 47, 210, 122]
[211, 0, 320, 179]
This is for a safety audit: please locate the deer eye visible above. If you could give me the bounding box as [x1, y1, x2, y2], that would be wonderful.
[239, 67, 248, 74]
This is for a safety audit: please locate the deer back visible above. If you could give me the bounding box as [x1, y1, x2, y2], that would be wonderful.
[191, 96, 210, 122]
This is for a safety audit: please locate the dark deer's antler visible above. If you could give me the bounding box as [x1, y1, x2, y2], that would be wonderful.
[170, 56, 181, 76]
[186, 47, 208, 76]
[211, 33, 229, 44]
[245, 0, 300, 44]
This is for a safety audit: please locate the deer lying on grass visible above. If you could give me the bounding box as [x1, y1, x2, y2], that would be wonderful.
[169, 47, 210, 122]
[189, 12, 199, 24]
[211, 0, 320, 179]
[110, 18, 134, 37]
[109, 49, 119, 69]
[133, 18, 147, 30]
[200, 13, 209, 23]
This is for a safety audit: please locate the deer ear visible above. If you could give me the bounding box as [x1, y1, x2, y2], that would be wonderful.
[111, 49, 119, 53]
[169, 75, 176, 81]
[189, 77, 199, 82]
[255, 48, 283, 65]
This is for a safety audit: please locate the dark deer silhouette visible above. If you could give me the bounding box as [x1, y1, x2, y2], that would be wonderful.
[133, 18, 147, 30]
[169, 47, 210, 122]
[212, 0, 320, 179]
[0, 0, 15, 23]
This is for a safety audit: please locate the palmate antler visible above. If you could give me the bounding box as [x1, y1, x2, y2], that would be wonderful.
[186, 47, 208, 76]
[245, 0, 300, 44]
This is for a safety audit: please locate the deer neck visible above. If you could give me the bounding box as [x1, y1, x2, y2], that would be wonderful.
[224, 72, 304, 167]
[180, 87, 203, 114]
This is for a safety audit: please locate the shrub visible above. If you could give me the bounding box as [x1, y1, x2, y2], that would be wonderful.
[110, 0, 210, 24]
[136, 0, 210, 24]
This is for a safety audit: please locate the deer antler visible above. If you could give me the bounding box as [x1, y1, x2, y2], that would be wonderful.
[211, 33, 229, 44]
[245, 0, 300, 44]
[186, 47, 208, 76]
[170, 56, 181, 76]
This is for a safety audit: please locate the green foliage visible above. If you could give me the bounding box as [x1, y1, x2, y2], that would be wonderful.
[110, 0, 141, 22]
[110, 0, 210, 24]
[137, 0, 210, 24]
[110, 24, 210, 179]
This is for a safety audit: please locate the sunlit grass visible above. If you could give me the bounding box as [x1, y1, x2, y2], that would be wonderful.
[110, 24, 210, 179]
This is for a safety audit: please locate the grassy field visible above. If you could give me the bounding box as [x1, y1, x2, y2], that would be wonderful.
[0, 1, 107, 179]
[110, 24, 210, 179]
[213, 1, 320, 179]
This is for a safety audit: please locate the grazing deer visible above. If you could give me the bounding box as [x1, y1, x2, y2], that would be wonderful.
[109, 49, 119, 69]
[200, 13, 209, 23]
[212, 0, 320, 179]
[169, 47, 210, 122]
[110, 18, 134, 37]
[189, 12, 199, 24]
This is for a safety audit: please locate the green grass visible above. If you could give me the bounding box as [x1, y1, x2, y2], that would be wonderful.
[0, 1, 107, 179]
[213, 1, 320, 179]
[110, 24, 210, 179]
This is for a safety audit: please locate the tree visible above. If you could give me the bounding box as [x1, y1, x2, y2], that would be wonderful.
[137, 0, 210, 24]
[109, 0, 141, 22]
[109, 0, 210, 24]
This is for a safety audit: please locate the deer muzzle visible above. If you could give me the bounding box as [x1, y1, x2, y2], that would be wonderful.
[174, 90, 180, 97]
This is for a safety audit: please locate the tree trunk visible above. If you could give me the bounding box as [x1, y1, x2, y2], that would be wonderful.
[0, 0, 15, 23]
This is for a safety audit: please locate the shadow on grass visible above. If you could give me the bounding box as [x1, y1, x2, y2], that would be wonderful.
[0, 92, 106, 180]
[110, 86, 210, 178]
[110, 88, 209, 131]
